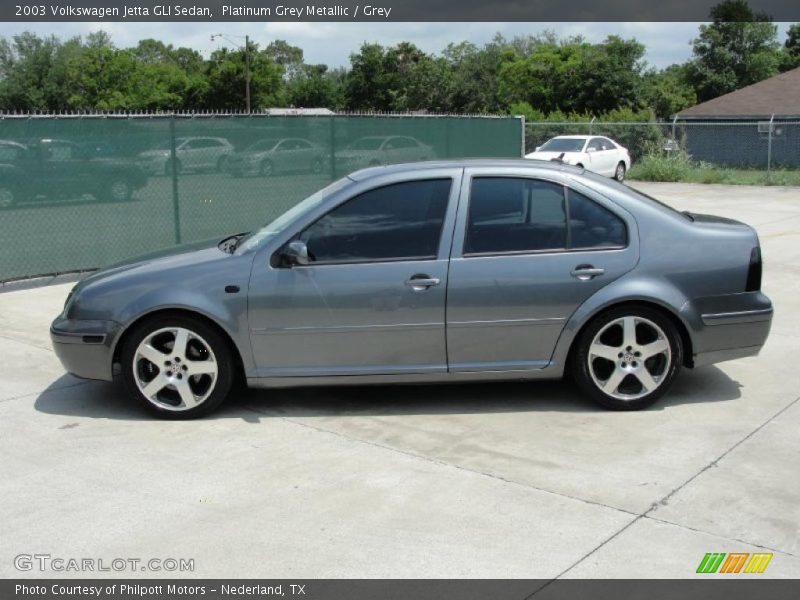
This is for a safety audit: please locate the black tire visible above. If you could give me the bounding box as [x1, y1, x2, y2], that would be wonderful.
[120, 314, 235, 419]
[259, 159, 273, 177]
[104, 179, 133, 202]
[575, 163, 584, 169]
[614, 161, 626, 182]
[0, 186, 16, 209]
[571, 305, 682, 411]
[311, 157, 323, 174]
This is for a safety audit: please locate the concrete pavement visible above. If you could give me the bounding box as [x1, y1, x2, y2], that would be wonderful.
[0, 182, 798, 580]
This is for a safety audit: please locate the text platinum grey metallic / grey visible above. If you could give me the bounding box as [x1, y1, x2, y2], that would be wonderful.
[51, 160, 773, 418]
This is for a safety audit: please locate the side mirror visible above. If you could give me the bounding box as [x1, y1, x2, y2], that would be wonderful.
[282, 240, 309, 267]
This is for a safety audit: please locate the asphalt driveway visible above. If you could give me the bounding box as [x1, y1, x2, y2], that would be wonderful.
[0, 182, 798, 579]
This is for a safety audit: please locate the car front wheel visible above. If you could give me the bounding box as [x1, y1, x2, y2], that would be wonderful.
[121, 315, 234, 419]
[572, 306, 682, 410]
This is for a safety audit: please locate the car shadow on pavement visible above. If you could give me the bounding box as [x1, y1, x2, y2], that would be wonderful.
[34, 365, 742, 421]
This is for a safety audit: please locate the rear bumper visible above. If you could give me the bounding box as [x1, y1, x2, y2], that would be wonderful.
[690, 292, 773, 368]
[50, 317, 120, 381]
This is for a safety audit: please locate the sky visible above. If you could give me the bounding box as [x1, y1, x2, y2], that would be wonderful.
[0, 21, 793, 69]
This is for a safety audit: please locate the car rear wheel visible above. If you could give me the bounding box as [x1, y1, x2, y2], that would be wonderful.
[259, 159, 273, 177]
[572, 306, 682, 410]
[217, 156, 228, 172]
[121, 315, 234, 419]
[0, 186, 15, 209]
[311, 158, 323, 173]
[614, 162, 626, 181]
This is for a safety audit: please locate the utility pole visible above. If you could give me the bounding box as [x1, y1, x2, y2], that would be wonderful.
[211, 33, 252, 113]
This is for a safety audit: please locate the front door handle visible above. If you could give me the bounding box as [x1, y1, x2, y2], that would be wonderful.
[405, 275, 441, 291]
[570, 265, 605, 281]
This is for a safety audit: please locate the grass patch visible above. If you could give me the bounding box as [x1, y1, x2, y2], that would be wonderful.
[628, 151, 800, 186]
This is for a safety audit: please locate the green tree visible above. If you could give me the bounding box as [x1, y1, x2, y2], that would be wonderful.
[642, 64, 697, 118]
[687, 0, 781, 101]
[0, 33, 83, 111]
[780, 24, 800, 72]
[205, 44, 285, 110]
[287, 64, 343, 108]
[498, 36, 646, 115]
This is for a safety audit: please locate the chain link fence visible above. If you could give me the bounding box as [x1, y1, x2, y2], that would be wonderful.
[0, 113, 523, 282]
[525, 120, 800, 170]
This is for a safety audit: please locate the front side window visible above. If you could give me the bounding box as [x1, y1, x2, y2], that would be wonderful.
[298, 179, 451, 264]
[465, 178, 567, 254]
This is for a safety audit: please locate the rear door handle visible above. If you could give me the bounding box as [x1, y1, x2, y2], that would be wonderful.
[405, 275, 441, 291]
[570, 265, 605, 280]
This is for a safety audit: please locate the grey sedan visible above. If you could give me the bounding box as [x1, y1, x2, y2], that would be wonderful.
[51, 160, 773, 418]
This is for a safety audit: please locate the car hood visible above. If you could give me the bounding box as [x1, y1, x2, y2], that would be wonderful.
[75, 239, 226, 292]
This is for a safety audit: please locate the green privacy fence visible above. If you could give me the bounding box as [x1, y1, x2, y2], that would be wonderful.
[0, 112, 523, 281]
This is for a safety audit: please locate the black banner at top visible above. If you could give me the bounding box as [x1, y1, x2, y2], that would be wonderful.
[2, 0, 800, 22]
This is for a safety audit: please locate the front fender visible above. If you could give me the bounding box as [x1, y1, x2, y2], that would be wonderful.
[107, 288, 255, 375]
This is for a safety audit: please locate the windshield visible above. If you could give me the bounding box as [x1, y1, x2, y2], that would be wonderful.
[235, 177, 354, 253]
[539, 138, 586, 152]
[246, 139, 279, 152]
[348, 137, 384, 150]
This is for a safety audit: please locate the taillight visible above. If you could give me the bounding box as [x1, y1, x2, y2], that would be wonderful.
[746, 247, 762, 292]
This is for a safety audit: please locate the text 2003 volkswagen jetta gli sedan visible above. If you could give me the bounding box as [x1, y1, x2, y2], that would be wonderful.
[51, 160, 773, 418]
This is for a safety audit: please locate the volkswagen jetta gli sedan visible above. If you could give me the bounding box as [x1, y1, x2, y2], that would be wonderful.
[51, 160, 773, 418]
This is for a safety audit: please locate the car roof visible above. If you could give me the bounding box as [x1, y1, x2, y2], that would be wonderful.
[348, 158, 584, 181]
[550, 135, 592, 140]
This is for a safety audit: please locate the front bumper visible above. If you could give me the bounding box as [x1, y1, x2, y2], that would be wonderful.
[50, 317, 121, 381]
[690, 291, 773, 368]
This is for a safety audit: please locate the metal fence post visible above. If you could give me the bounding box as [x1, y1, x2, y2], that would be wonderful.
[589, 116, 595, 135]
[767, 113, 774, 179]
[169, 115, 182, 244]
[329, 116, 336, 181]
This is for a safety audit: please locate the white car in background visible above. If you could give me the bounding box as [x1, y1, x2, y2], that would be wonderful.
[525, 135, 631, 181]
[137, 137, 234, 175]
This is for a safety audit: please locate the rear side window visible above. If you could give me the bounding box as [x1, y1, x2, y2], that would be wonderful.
[465, 177, 627, 255]
[568, 190, 627, 248]
[465, 178, 567, 254]
[300, 179, 451, 263]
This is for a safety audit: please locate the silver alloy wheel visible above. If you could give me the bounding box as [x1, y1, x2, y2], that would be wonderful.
[587, 316, 671, 401]
[109, 180, 130, 201]
[615, 163, 625, 181]
[0, 188, 14, 208]
[132, 326, 218, 411]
